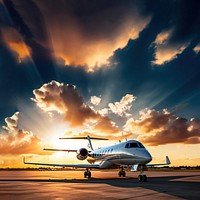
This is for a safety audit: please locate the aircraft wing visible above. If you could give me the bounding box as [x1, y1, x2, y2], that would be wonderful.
[131, 156, 171, 171]
[43, 148, 77, 152]
[23, 157, 100, 168]
[146, 156, 171, 167]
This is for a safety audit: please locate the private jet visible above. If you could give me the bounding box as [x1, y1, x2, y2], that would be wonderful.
[23, 136, 171, 182]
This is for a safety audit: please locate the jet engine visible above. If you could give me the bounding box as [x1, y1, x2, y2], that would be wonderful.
[76, 148, 88, 160]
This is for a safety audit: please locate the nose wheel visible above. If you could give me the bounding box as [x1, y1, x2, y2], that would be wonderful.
[84, 168, 91, 178]
[138, 174, 147, 182]
[138, 165, 147, 182]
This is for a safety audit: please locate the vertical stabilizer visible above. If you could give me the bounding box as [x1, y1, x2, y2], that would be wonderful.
[87, 135, 94, 150]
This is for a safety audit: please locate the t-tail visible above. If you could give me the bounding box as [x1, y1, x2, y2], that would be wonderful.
[59, 135, 108, 151]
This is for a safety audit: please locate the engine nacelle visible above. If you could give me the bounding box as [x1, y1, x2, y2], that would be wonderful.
[76, 148, 88, 160]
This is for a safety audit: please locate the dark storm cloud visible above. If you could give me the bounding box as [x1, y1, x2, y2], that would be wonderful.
[169, 0, 200, 44]
[12, 0, 50, 46]
[3, 0, 56, 81]
[32, 0, 150, 40]
[5, 0, 151, 69]
[105, 0, 200, 118]
[0, 0, 56, 125]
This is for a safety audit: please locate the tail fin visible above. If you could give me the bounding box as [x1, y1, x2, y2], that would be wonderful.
[59, 135, 108, 151]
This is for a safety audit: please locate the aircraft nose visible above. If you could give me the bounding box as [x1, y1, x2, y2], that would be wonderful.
[147, 151, 152, 162]
[143, 151, 152, 163]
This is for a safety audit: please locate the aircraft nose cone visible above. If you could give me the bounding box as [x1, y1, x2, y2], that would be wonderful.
[146, 155, 152, 163]
[146, 152, 152, 163]
[143, 151, 152, 163]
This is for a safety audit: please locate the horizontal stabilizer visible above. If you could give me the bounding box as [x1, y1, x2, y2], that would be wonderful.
[59, 136, 108, 140]
[43, 148, 77, 152]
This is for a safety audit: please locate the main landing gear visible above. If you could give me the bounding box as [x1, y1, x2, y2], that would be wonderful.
[118, 167, 126, 177]
[84, 168, 91, 178]
[138, 165, 147, 182]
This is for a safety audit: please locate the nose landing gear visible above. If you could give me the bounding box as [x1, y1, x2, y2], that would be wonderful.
[138, 165, 148, 182]
[138, 174, 147, 182]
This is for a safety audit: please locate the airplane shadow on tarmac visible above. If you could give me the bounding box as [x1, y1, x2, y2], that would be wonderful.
[1, 175, 200, 199]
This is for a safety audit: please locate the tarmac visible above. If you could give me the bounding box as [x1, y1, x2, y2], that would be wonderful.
[0, 170, 199, 199]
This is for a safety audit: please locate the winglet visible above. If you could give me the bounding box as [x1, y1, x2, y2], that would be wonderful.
[166, 156, 171, 165]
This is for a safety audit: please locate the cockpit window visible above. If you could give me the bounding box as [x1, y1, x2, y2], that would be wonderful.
[138, 142, 145, 148]
[125, 142, 145, 148]
[125, 142, 139, 148]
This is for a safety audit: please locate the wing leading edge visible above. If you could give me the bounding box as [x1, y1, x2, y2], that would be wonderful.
[23, 157, 100, 169]
[43, 148, 77, 152]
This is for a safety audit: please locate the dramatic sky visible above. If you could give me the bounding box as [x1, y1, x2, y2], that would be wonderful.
[0, 0, 200, 167]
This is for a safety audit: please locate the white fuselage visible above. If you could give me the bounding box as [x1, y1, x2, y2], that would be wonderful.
[87, 140, 152, 168]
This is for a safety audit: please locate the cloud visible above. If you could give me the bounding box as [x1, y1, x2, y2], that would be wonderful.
[153, 29, 188, 65]
[32, 81, 98, 126]
[1, 27, 31, 62]
[151, 0, 200, 65]
[108, 94, 136, 117]
[98, 94, 136, 117]
[32, 81, 119, 133]
[9, 0, 151, 71]
[125, 108, 172, 133]
[0, 112, 45, 155]
[92, 116, 119, 134]
[194, 44, 200, 53]
[125, 108, 200, 145]
[91, 96, 101, 106]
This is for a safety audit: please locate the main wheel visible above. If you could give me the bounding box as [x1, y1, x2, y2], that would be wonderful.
[142, 175, 147, 182]
[122, 171, 126, 177]
[138, 175, 143, 182]
[84, 171, 87, 178]
[118, 171, 122, 177]
[88, 171, 91, 178]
